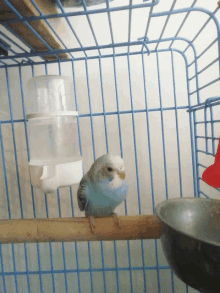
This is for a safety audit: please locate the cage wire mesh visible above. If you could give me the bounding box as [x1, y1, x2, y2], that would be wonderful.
[0, 0, 220, 292]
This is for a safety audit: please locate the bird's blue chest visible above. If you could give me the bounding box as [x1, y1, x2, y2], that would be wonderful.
[85, 181, 128, 216]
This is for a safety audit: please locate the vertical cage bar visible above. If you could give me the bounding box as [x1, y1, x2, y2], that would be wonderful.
[100, 242, 107, 293]
[98, 57, 109, 153]
[0, 244, 6, 293]
[126, 241, 133, 291]
[210, 106, 215, 155]
[140, 241, 147, 293]
[18, 66, 36, 216]
[106, 0, 115, 55]
[71, 60, 82, 293]
[112, 54, 123, 293]
[204, 103, 216, 155]
[11, 245, 18, 293]
[169, 49, 176, 290]
[155, 0, 177, 51]
[154, 241, 161, 293]
[141, 4, 155, 53]
[0, 122, 7, 293]
[142, 52, 161, 293]
[183, 54, 199, 199]
[44, 189, 56, 293]
[57, 60, 70, 293]
[204, 106, 209, 153]
[19, 65, 35, 293]
[127, 53, 147, 292]
[48, 228, 56, 293]
[98, 56, 108, 293]
[113, 240, 120, 293]
[55, 0, 88, 58]
[71, 61, 83, 167]
[5, 67, 24, 218]
[142, 52, 157, 292]
[23, 243, 31, 293]
[193, 111, 200, 198]
[44, 63, 57, 293]
[126, 55, 141, 215]
[5, 66, 24, 293]
[0, 122, 11, 219]
[141, 55, 155, 208]
[127, 0, 132, 54]
[85, 59, 96, 159]
[155, 52, 168, 200]
[112, 56, 123, 179]
[171, 50, 183, 198]
[56, 187, 69, 293]
[113, 54, 137, 293]
[81, 0, 101, 56]
[84, 58, 95, 293]
[26, 64, 44, 293]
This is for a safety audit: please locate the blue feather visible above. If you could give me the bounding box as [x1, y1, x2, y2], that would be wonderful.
[85, 180, 128, 217]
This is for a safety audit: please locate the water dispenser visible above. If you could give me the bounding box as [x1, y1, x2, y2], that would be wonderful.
[26, 75, 83, 193]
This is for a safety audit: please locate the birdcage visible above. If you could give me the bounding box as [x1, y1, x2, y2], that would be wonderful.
[0, 0, 220, 292]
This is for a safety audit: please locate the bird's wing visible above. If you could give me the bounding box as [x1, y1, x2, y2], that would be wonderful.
[77, 174, 90, 211]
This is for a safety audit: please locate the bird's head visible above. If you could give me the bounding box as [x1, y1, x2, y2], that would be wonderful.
[89, 154, 126, 183]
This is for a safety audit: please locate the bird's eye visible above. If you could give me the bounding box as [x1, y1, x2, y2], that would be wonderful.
[107, 167, 113, 172]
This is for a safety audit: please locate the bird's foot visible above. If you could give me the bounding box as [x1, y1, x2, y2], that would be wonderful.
[111, 213, 121, 229]
[88, 216, 96, 235]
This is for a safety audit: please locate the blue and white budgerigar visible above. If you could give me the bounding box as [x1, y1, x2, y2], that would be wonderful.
[77, 154, 128, 233]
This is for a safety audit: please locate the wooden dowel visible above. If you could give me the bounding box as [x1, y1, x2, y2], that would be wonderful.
[0, 215, 163, 244]
[0, 0, 71, 60]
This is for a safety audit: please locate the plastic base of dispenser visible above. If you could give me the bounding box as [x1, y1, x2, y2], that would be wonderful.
[29, 160, 83, 193]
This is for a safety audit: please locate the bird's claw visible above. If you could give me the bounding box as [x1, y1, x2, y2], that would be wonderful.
[88, 214, 121, 234]
[89, 216, 96, 235]
[111, 213, 121, 229]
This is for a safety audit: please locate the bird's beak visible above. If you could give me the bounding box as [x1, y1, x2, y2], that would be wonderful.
[117, 171, 125, 180]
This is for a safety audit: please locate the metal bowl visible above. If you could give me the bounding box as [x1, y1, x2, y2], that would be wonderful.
[156, 197, 220, 293]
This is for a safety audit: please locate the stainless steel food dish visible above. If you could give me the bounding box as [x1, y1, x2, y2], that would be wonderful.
[156, 197, 220, 293]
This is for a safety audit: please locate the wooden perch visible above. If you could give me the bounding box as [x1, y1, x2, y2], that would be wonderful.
[0, 215, 163, 243]
[0, 0, 71, 60]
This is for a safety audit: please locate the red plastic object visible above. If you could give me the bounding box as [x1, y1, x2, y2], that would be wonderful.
[202, 138, 220, 188]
